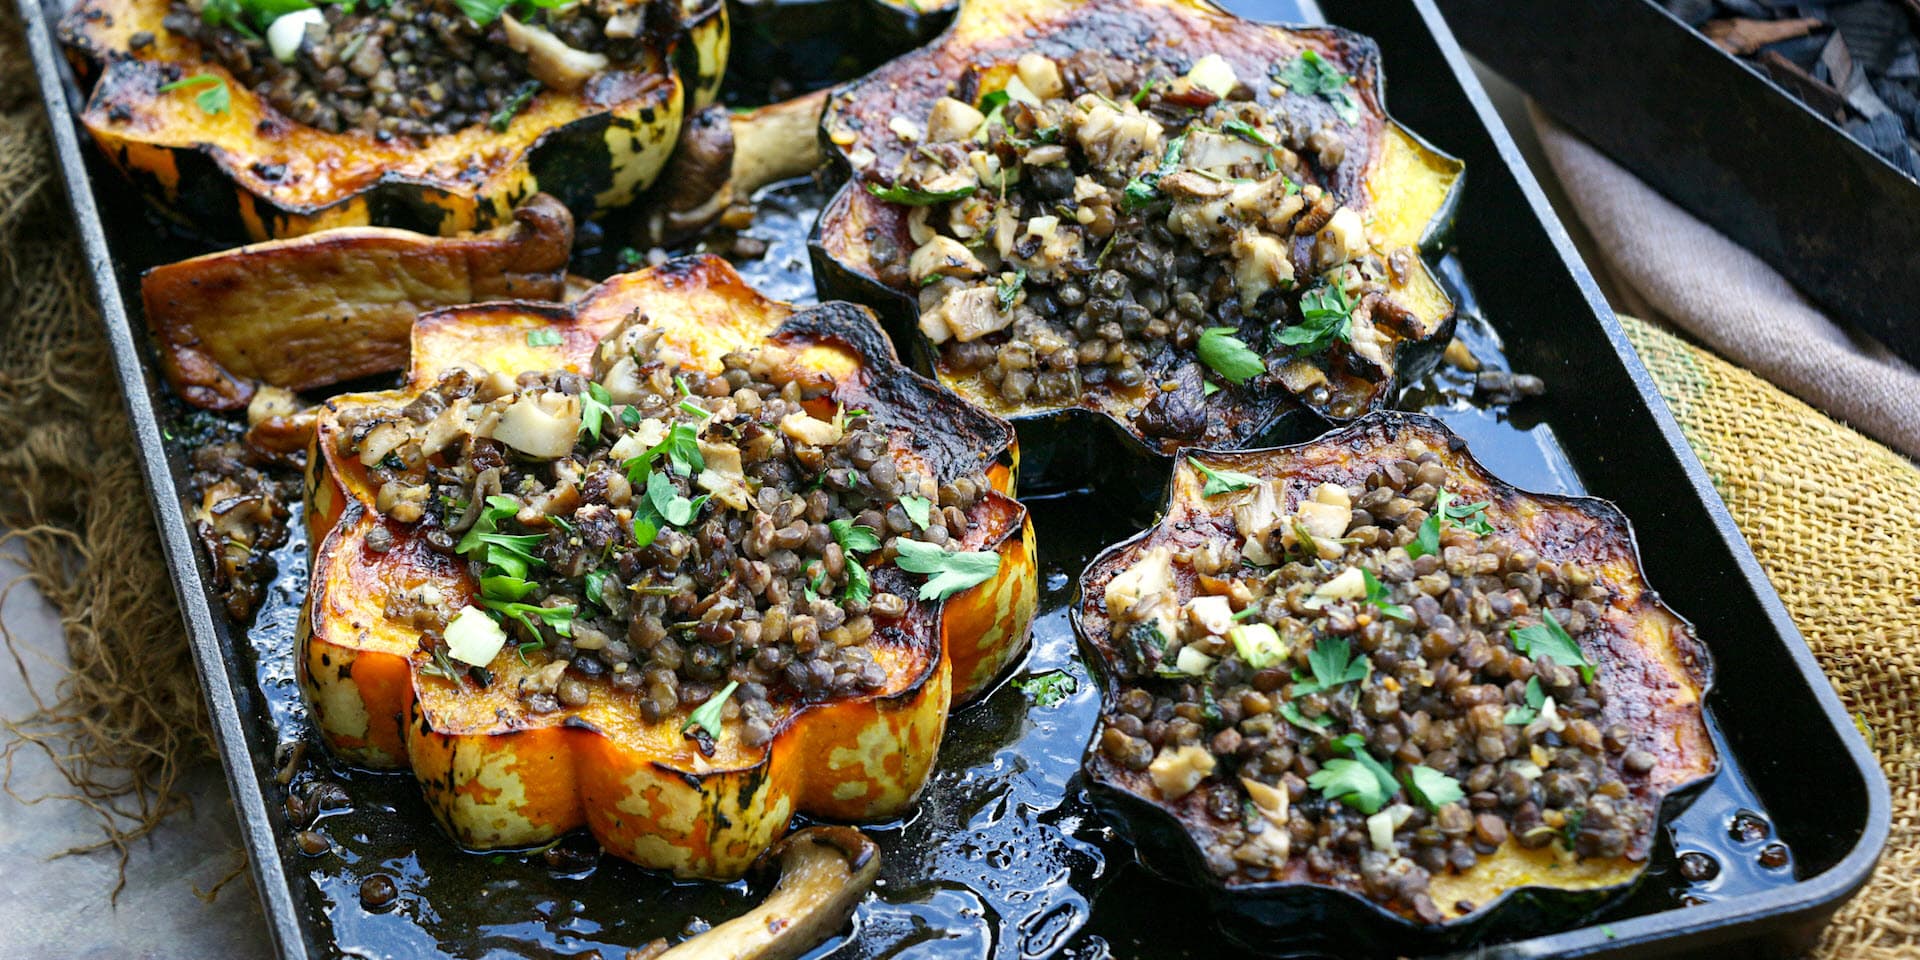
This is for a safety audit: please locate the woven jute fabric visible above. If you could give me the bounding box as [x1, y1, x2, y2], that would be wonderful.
[0, 6, 1915, 952]
[0, 7, 213, 896]
[1621, 318, 1920, 958]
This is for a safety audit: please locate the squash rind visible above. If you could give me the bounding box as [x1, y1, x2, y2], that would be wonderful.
[299, 256, 1037, 878]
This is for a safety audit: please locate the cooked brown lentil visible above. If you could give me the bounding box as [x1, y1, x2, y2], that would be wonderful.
[1093, 436, 1653, 921]
[161, 0, 655, 139]
[874, 50, 1420, 441]
[337, 317, 994, 748]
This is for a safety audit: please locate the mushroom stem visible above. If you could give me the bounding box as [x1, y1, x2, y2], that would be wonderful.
[648, 827, 880, 960]
[635, 89, 829, 246]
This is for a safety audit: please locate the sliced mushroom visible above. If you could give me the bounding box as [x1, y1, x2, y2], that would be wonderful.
[643, 827, 881, 960]
[501, 13, 609, 93]
[633, 90, 830, 247]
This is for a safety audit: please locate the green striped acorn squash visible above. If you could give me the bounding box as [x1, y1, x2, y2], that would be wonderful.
[58, 0, 729, 240]
[810, 0, 1463, 494]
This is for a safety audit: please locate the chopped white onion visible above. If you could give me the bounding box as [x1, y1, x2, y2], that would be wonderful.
[444, 607, 506, 668]
[267, 7, 326, 64]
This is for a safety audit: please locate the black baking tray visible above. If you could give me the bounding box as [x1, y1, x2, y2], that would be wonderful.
[1435, 0, 1920, 369]
[18, 0, 1891, 956]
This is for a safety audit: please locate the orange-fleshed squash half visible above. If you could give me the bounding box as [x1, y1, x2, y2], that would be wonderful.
[299, 255, 1037, 878]
[58, 0, 728, 240]
[1075, 413, 1716, 941]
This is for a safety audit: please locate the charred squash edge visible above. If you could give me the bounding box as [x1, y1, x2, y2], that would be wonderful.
[58, 0, 729, 240]
[143, 194, 574, 411]
[1072, 412, 1717, 937]
[807, 0, 1464, 492]
[298, 255, 1038, 879]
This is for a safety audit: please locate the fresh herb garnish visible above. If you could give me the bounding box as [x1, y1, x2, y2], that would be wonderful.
[1274, 48, 1361, 124]
[584, 569, 618, 610]
[1295, 637, 1369, 697]
[578, 381, 614, 443]
[1408, 489, 1490, 559]
[488, 80, 540, 132]
[479, 574, 537, 602]
[1189, 458, 1259, 497]
[455, 495, 546, 579]
[644, 470, 709, 527]
[1562, 807, 1588, 850]
[1220, 118, 1273, 147]
[898, 494, 934, 531]
[1310, 736, 1399, 815]
[625, 421, 705, 480]
[843, 558, 872, 606]
[682, 680, 738, 739]
[1119, 133, 1188, 212]
[867, 181, 977, 206]
[1359, 568, 1413, 623]
[1013, 670, 1078, 708]
[526, 328, 564, 347]
[829, 518, 883, 554]
[1196, 326, 1266, 385]
[892, 539, 1001, 601]
[995, 268, 1027, 311]
[158, 74, 230, 115]
[1440, 490, 1495, 535]
[1405, 765, 1465, 811]
[1509, 611, 1594, 682]
[481, 598, 574, 638]
[1277, 699, 1333, 732]
[1278, 283, 1353, 354]
[1504, 676, 1548, 725]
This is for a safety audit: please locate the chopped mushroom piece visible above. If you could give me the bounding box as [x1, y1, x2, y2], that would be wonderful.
[501, 14, 610, 94]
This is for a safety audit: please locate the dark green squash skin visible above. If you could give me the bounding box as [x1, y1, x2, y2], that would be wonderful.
[807, 2, 1463, 496]
[1072, 412, 1720, 950]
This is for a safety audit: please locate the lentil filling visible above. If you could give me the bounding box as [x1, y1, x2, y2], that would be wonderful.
[334, 315, 1000, 749]
[160, 0, 659, 138]
[875, 49, 1427, 443]
[1092, 438, 1662, 922]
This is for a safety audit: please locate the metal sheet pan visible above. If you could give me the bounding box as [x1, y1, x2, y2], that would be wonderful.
[18, 0, 1890, 955]
[1437, 0, 1920, 368]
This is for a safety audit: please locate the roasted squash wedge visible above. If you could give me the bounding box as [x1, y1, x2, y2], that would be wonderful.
[1075, 413, 1714, 944]
[811, 0, 1462, 491]
[300, 255, 1037, 878]
[144, 194, 574, 411]
[59, 0, 729, 240]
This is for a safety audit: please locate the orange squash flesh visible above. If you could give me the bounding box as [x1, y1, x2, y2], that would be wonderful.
[300, 255, 1037, 878]
[59, 0, 727, 239]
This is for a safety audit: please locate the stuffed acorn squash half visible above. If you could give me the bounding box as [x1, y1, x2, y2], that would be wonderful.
[813, 0, 1462, 490]
[1075, 413, 1715, 943]
[59, 0, 728, 239]
[300, 255, 1037, 878]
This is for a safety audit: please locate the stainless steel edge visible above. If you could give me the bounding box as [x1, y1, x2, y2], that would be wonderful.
[16, 1, 310, 956]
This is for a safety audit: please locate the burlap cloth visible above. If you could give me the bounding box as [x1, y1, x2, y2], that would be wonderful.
[0, 10, 1915, 956]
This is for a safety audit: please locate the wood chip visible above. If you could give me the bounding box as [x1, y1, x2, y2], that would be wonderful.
[1758, 49, 1855, 121]
[1704, 17, 1824, 57]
